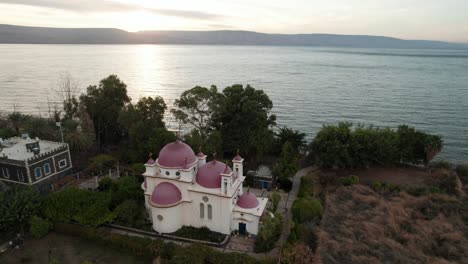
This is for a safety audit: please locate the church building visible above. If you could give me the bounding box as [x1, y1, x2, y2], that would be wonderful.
[141, 140, 268, 235]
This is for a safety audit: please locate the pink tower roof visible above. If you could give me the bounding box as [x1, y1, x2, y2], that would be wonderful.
[150, 182, 182, 206]
[197, 151, 206, 157]
[237, 192, 259, 209]
[233, 154, 243, 161]
[146, 158, 155, 164]
[157, 140, 196, 168]
[196, 160, 232, 188]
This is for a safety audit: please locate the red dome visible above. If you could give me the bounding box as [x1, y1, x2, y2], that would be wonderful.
[157, 140, 196, 168]
[237, 192, 259, 209]
[196, 160, 232, 188]
[150, 182, 182, 206]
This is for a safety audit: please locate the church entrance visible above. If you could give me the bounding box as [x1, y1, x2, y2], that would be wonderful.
[239, 223, 246, 235]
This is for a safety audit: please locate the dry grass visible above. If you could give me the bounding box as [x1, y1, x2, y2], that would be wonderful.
[318, 185, 468, 264]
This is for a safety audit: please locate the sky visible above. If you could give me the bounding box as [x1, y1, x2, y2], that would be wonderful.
[1, 0, 467, 43]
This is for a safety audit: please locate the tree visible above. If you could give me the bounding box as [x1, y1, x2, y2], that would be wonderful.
[62, 119, 94, 152]
[114, 200, 143, 227]
[55, 72, 79, 120]
[86, 154, 117, 175]
[119, 96, 174, 162]
[211, 84, 276, 159]
[270, 192, 281, 212]
[292, 197, 323, 223]
[273, 141, 299, 179]
[80, 75, 131, 147]
[171, 86, 218, 138]
[275, 126, 307, 154]
[0, 186, 42, 234]
[29, 215, 51, 238]
[254, 213, 282, 252]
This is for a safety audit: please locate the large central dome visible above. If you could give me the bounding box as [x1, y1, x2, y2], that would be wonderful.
[157, 140, 196, 168]
[196, 160, 232, 188]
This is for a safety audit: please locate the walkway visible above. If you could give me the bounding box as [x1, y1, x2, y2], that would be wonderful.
[276, 166, 316, 259]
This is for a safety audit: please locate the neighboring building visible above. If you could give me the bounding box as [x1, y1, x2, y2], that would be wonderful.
[250, 165, 273, 190]
[0, 136, 72, 190]
[142, 140, 268, 235]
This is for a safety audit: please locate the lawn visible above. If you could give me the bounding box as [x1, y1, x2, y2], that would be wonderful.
[0, 232, 152, 264]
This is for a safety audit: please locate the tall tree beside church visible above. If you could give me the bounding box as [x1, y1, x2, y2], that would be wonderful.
[119, 96, 176, 162]
[211, 84, 276, 159]
[80, 75, 130, 148]
[171, 85, 218, 138]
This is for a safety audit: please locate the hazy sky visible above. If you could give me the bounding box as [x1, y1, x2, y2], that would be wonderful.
[1, 0, 467, 42]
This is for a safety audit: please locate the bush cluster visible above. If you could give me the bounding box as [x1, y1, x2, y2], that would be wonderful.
[29, 215, 51, 238]
[372, 181, 402, 193]
[340, 175, 359, 186]
[171, 226, 226, 243]
[292, 197, 323, 223]
[254, 213, 282, 253]
[310, 123, 442, 169]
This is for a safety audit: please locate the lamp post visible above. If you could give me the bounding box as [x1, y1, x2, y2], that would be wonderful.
[56, 122, 64, 143]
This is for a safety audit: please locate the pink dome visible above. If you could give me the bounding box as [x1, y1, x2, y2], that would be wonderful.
[197, 152, 206, 157]
[146, 158, 155, 164]
[150, 182, 182, 206]
[196, 160, 232, 188]
[237, 192, 259, 209]
[157, 140, 196, 168]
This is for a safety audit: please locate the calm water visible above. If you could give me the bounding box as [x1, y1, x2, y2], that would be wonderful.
[0, 44, 467, 162]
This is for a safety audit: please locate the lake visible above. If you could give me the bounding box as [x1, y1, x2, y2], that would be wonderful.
[0, 44, 467, 162]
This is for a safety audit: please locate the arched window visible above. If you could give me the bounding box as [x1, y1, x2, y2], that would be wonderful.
[199, 203, 204, 219]
[35, 167, 42, 178]
[208, 204, 212, 220]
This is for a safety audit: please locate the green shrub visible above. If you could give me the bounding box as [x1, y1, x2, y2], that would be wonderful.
[171, 226, 225, 243]
[114, 200, 144, 228]
[292, 197, 323, 223]
[29, 215, 51, 238]
[455, 164, 468, 184]
[169, 243, 257, 264]
[270, 192, 281, 212]
[432, 160, 453, 170]
[372, 181, 401, 193]
[340, 175, 359, 186]
[254, 213, 282, 253]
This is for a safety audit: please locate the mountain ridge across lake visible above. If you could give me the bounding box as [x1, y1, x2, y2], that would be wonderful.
[1, 24, 467, 49]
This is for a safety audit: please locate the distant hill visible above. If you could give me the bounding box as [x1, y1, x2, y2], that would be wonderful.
[1, 24, 467, 49]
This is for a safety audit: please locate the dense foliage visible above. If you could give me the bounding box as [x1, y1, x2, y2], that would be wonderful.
[254, 213, 282, 253]
[272, 142, 299, 179]
[42, 187, 115, 226]
[171, 226, 226, 243]
[310, 122, 443, 169]
[292, 197, 323, 224]
[0, 186, 42, 233]
[80, 75, 131, 147]
[29, 215, 51, 238]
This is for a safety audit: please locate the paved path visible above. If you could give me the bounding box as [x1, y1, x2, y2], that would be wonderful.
[276, 166, 316, 260]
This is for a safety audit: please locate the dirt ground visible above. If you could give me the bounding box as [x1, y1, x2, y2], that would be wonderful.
[0, 232, 151, 264]
[324, 165, 431, 186]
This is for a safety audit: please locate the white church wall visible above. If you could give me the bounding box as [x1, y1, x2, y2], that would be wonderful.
[151, 205, 181, 233]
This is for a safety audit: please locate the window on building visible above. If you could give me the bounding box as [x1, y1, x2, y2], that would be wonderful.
[35, 167, 42, 178]
[208, 204, 212, 220]
[1, 167, 9, 179]
[17, 169, 24, 181]
[58, 159, 67, 169]
[200, 203, 204, 219]
[175, 171, 180, 176]
[44, 163, 51, 175]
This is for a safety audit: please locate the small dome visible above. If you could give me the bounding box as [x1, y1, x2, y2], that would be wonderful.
[196, 160, 232, 188]
[157, 140, 196, 168]
[146, 158, 155, 164]
[237, 192, 259, 209]
[150, 182, 182, 206]
[197, 151, 206, 157]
